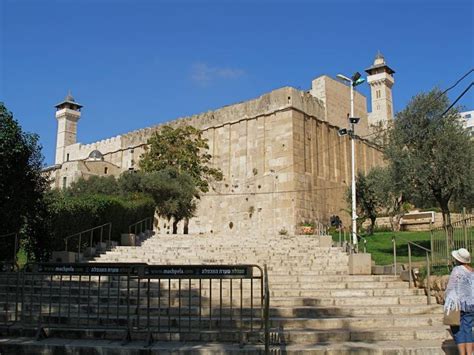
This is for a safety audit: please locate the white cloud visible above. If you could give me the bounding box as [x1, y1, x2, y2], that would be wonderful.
[191, 63, 245, 86]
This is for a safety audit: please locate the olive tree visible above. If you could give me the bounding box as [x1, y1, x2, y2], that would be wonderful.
[384, 89, 474, 228]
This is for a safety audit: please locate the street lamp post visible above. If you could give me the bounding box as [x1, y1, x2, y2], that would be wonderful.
[337, 72, 365, 251]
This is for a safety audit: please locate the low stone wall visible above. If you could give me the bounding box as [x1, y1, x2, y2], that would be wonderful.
[417, 275, 449, 305]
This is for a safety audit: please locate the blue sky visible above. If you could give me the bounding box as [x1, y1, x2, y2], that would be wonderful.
[1, 0, 473, 165]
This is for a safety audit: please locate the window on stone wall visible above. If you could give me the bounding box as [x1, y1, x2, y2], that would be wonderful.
[66, 153, 69, 161]
[376, 90, 381, 99]
[104, 167, 108, 175]
[62, 176, 67, 189]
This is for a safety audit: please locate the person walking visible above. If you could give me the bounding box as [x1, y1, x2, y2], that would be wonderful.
[444, 248, 473, 355]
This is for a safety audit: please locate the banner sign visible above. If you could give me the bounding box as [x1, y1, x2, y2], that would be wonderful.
[34, 263, 142, 275]
[144, 265, 253, 279]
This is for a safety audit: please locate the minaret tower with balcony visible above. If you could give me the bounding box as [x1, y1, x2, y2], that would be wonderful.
[366, 51, 395, 128]
[54, 91, 82, 164]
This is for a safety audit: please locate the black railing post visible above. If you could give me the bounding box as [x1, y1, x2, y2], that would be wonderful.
[264, 264, 270, 355]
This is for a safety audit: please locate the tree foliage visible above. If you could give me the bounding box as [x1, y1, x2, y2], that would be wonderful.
[140, 168, 197, 233]
[66, 170, 197, 232]
[384, 89, 474, 226]
[0, 103, 49, 261]
[46, 192, 154, 253]
[67, 175, 120, 196]
[139, 125, 223, 193]
[347, 169, 383, 235]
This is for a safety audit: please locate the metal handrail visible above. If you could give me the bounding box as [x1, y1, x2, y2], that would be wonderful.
[392, 235, 431, 304]
[128, 217, 153, 235]
[0, 232, 19, 264]
[392, 235, 432, 304]
[336, 227, 367, 253]
[408, 241, 432, 304]
[263, 264, 270, 354]
[64, 223, 112, 253]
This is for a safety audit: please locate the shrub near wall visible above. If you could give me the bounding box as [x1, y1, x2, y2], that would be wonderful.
[47, 194, 155, 253]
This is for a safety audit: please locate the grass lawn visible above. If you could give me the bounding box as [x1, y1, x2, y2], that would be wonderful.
[331, 230, 432, 266]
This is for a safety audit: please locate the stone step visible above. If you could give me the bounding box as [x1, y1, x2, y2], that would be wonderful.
[270, 288, 426, 298]
[268, 315, 443, 330]
[272, 275, 401, 282]
[270, 295, 434, 307]
[269, 282, 409, 290]
[267, 304, 444, 317]
[2, 302, 445, 319]
[0, 337, 459, 354]
[279, 326, 450, 344]
[16, 313, 443, 332]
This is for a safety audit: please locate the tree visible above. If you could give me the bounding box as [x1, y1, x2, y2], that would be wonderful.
[0, 103, 49, 261]
[369, 166, 409, 232]
[67, 175, 119, 197]
[139, 125, 223, 193]
[346, 170, 381, 235]
[384, 89, 474, 228]
[140, 168, 197, 233]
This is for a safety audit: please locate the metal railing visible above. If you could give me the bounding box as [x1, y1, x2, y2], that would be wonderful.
[20, 262, 143, 340]
[0, 262, 21, 328]
[0, 262, 266, 346]
[137, 264, 264, 344]
[431, 215, 473, 268]
[408, 241, 432, 304]
[64, 223, 112, 254]
[263, 264, 270, 354]
[0, 232, 19, 264]
[129, 217, 153, 235]
[336, 227, 367, 254]
[392, 236, 432, 304]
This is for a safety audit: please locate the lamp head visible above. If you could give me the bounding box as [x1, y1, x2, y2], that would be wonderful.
[349, 117, 360, 124]
[351, 72, 365, 87]
[351, 72, 361, 82]
[336, 74, 351, 83]
[338, 128, 348, 136]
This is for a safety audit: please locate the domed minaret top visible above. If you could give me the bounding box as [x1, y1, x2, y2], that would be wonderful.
[55, 90, 83, 111]
[365, 51, 395, 75]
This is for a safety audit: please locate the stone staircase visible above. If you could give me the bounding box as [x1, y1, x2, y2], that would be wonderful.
[87, 233, 455, 354]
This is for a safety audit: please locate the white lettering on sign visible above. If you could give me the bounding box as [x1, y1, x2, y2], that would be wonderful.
[90, 267, 120, 273]
[54, 266, 74, 273]
[162, 268, 184, 275]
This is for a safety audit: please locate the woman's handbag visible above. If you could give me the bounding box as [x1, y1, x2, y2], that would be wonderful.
[443, 309, 460, 326]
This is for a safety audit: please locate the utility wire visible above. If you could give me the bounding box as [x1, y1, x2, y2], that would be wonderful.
[435, 69, 473, 101]
[441, 82, 474, 116]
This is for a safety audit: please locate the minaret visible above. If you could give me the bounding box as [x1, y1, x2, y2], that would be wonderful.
[366, 51, 395, 127]
[54, 92, 82, 164]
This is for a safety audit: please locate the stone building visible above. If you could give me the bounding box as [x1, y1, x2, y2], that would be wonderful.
[45, 54, 395, 235]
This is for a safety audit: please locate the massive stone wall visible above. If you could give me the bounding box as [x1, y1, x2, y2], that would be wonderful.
[311, 76, 370, 136]
[54, 84, 384, 235]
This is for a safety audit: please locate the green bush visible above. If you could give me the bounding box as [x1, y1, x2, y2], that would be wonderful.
[44, 193, 154, 254]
